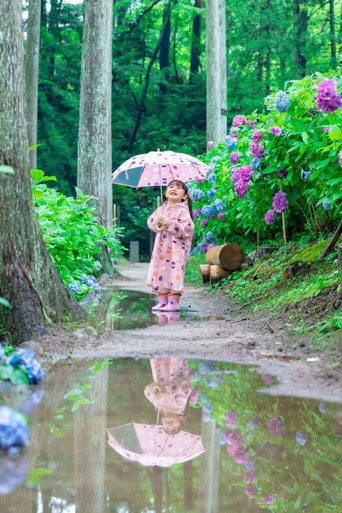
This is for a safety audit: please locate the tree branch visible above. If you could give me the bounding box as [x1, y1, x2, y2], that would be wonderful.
[128, 0, 164, 33]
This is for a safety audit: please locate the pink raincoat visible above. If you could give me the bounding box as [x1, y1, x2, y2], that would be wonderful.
[146, 202, 194, 294]
[144, 357, 191, 414]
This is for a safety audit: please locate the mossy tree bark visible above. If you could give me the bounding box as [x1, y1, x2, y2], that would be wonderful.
[77, 0, 114, 273]
[0, 0, 84, 343]
[189, 0, 202, 83]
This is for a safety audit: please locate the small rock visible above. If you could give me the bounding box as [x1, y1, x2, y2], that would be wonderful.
[246, 251, 256, 266]
[73, 326, 98, 338]
[97, 273, 110, 286]
[18, 341, 44, 358]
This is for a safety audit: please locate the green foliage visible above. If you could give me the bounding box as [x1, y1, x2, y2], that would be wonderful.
[32, 170, 124, 299]
[0, 345, 29, 386]
[190, 72, 342, 254]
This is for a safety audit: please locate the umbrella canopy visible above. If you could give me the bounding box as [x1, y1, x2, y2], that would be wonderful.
[111, 150, 211, 188]
[107, 422, 205, 467]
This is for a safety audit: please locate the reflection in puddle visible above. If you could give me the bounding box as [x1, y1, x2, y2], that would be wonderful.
[0, 358, 341, 512]
[96, 289, 221, 329]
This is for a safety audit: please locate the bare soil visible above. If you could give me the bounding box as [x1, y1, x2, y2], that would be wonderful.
[38, 263, 342, 403]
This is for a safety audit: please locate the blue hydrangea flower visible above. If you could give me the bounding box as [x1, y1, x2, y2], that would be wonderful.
[301, 169, 311, 181]
[0, 343, 4, 363]
[264, 95, 274, 111]
[296, 430, 309, 446]
[213, 199, 225, 212]
[274, 91, 290, 113]
[8, 348, 35, 369]
[69, 283, 80, 293]
[0, 451, 29, 494]
[250, 157, 260, 170]
[207, 173, 216, 184]
[203, 402, 212, 414]
[27, 359, 44, 384]
[219, 430, 227, 445]
[201, 205, 213, 217]
[322, 199, 331, 211]
[92, 283, 101, 294]
[225, 135, 238, 151]
[245, 460, 254, 470]
[205, 231, 213, 242]
[248, 416, 261, 429]
[86, 278, 96, 287]
[208, 189, 216, 201]
[319, 401, 327, 414]
[93, 261, 102, 272]
[199, 361, 216, 374]
[191, 189, 206, 201]
[211, 375, 222, 387]
[204, 376, 212, 387]
[133, 205, 140, 209]
[0, 406, 29, 449]
[189, 248, 198, 257]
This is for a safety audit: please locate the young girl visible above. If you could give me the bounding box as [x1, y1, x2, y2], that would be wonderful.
[146, 180, 194, 311]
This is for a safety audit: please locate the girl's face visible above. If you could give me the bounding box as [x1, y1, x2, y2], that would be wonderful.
[165, 182, 186, 203]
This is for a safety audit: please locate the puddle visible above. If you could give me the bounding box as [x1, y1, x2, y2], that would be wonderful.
[1, 357, 341, 512]
[89, 289, 221, 330]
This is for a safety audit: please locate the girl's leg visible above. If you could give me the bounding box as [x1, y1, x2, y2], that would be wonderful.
[152, 289, 170, 310]
[161, 292, 181, 311]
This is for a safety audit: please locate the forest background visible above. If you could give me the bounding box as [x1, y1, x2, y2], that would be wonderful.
[28, 0, 341, 257]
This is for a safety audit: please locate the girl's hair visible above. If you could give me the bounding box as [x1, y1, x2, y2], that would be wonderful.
[162, 179, 193, 220]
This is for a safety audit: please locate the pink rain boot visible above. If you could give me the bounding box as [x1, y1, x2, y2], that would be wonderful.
[152, 293, 169, 311]
[161, 293, 181, 311]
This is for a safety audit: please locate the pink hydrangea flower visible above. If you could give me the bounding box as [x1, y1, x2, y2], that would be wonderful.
[230, 429, 244, 448]
[217, 213, 224, 220]
[339, 149, 342, 167]
[252, 130, 265, 143]
[270, 126, 282, 136]
[226, 410, 237, 427]
[316, 78, 342, 113]
[207, 243, 215, 249]
[272, 191, 289, 213]
[233, 447, 247, 464]
[207, 141, 214, 149]
[321, 127, 329, 133]
[250, 142, 264, 158]
[265, 210, 275, 225]
[243, 470, 257, 483]
[225, 428, 234, 444]
[231, 167, 240, 185]
[230, 151, 240, 165]
[239, 165, 252, 181]
[262, 374, 273, 384]
[226, 444, 235, 455]
[268, 417, 284, 437]
[268, 119, 274, 124]
[189, 386, 200, 404]
[232, 115, 247, 127]
[200, 219, 209, 227]
[231, 133, 240, 138]
[209, 214, 216, 219]
[263, 495, 275, 504]
[245, 484, 256, 498]
[196, 178, 204, 185]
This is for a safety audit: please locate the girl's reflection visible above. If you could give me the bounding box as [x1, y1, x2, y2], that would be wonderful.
[144, 357, 191, 435]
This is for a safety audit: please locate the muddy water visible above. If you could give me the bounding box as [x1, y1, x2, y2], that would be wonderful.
[95, 289, 221, 329]
[1, 357, 341, 513]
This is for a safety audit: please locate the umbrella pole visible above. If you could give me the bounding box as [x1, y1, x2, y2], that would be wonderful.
[159, 170, 164, 215]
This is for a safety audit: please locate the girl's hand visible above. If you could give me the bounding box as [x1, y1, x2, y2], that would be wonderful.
[157, 215, 168, 226]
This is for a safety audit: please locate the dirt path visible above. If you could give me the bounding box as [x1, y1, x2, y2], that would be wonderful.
[40, 263, 342, 403]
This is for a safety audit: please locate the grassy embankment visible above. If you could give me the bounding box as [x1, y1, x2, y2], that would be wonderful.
[185, 236, 342, 352]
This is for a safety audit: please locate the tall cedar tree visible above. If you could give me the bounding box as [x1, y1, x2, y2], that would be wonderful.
[0, 0, 83, 343]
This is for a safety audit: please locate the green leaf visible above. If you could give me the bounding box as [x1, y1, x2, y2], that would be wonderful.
[328, 129, 342, 140]
[0, 298, 12, 308]
[301, 132, 309, 144]
[32, 190, 44, 200]
[0, 165, 14, 174]
[10, 368, 29, 385]
[28, 144, 42, 151]
[30, 169, 45, 184]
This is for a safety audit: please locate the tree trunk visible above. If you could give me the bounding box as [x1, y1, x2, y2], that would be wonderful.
[198, 414, 220, 513]
[0, 0, 83, 343]
[184, 461, 194, 509]
[25, 0, 41, 171]
[219, 0, 227, 138]
[293, 0, 307, 76]
[206, 0, 221, 144]
[189, 0, 202, 83]
[150, 467, 163, 513]
[330, 0, 337, 68]
[159, 1, 171, 95]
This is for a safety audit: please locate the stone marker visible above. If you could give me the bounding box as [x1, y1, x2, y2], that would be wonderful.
[130, 241, 139, 263]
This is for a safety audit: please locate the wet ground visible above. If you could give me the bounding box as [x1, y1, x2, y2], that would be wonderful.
[1, 357, 341, 512]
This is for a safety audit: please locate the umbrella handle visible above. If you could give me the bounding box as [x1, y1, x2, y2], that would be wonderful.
[155, 222, 166, 232]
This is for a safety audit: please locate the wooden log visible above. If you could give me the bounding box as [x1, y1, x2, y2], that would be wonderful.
[206, 243, 245, 271]
[210, 264, 232, 283]
[200, 264, 211, 283]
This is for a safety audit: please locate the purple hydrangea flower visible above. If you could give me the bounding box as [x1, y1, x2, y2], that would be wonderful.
[243, 470, 257, 483]
[230, 152, 240, 165]
[321, 127, 330, 133]
[270, 126, 282, 136]
[263, 495, 275, 504]
[217, 213, 224, 220]
[233, 447, 247, 464]
[339, 149, 342, 167]
[232, 115, 247, 127]
[226, 410, 237, 428]
[265, 210, 275, 225]
[274, 90, 290, 113]
[207, 140, 214, 149]
[262, 374, 273, 384]
[268, 417, 284, 437]
[239, 165, 252, 181]
[277, 168, 288, 180]
[252, 130, 265, 143]
[231, 167, 240, 185]
[200, 219, 209, 228]
[200, 243, 207, 253]
[235, 179, 250, 199]
[272, 191, 289, 213]
[250, 142, 264, 158]
[189, 386, 200, 404]
[194, 208, 201, 219]
[207, 243, 215, 249]
[316, 78, 342, 113]
[296, 430, 309, 446]
[246, 484, 256, 498]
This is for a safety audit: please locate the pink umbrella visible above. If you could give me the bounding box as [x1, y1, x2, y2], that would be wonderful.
[107, 422, 205, 467]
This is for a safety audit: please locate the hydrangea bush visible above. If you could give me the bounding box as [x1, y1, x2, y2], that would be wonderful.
[190, 72, 342, 253]
[189, 359, 342, 510]
[31, 170, 124, 299]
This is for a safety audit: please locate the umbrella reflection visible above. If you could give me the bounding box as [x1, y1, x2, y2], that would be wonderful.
[107, 357, 205, 467]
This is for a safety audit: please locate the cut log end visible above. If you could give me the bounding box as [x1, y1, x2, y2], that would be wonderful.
[206, 243, 245, 271]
